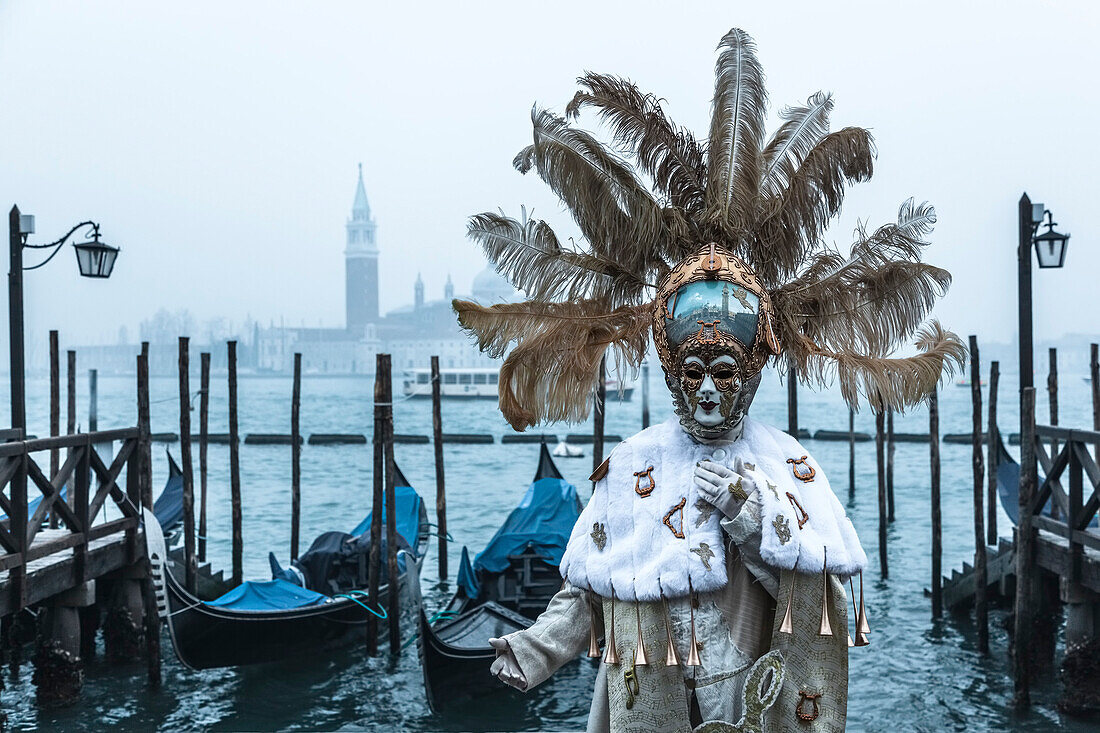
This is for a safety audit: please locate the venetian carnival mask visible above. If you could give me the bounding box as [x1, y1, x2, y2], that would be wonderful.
[653, 244, 780, 439]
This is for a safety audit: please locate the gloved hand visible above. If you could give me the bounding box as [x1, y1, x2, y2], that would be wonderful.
[489, 637, 527, 691]
[694, 457, 759, 519]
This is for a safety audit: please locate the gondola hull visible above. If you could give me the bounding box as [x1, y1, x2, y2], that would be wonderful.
[162, 563, 418, 670]
[418, 599, 533, 713]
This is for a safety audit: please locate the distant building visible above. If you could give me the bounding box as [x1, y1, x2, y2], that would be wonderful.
[254, 166, 515, 375]
[70, 166, 514, 377]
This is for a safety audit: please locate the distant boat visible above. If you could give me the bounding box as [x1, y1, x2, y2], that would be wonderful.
[403, 367, 634, 401]
[551, 440, 584, 458]
[956, 378, 987, 387]
[417, 444, 581, 712]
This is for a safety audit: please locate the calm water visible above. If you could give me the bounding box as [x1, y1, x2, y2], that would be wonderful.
[3, 362, 1097, 732]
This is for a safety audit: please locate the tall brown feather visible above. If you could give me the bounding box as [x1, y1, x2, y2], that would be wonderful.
[453, 299, 652, 430]
[706, 28, 767, 238]
[566, 72, 707, 222]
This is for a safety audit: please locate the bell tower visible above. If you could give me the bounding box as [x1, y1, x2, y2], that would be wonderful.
[346, 163, 379, 332]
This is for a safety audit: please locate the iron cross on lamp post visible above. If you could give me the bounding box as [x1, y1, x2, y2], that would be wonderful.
[7, 205, 120, 434]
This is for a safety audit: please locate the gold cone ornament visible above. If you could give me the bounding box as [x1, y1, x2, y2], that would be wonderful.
[779, 573, 795, 634]
[855, 572, 870, 646]
[662, 599, 680, 667]
[603, 602, 620, 665]
[634, 604, 650, 666]
[818, 550, 833, 637]
[587, 596, 601, 658]
[685, 592, 701, 667]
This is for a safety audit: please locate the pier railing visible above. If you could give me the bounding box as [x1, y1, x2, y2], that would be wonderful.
[0, 426, 145, 611]
[1031, 425, 1100, 585]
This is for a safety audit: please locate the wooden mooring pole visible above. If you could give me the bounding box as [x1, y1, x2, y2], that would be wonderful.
[137, 342, 161, 686]
[929, 388, 942, 618]
[49, 330, 59, 528]
[179, 337, 197, 595]
[228, 340, 243, 587]
[593, 355, 606, 473]
[1014, 386, 1037, 708]
[379, 354, 401, 650]
[875, 406, 887, 578]
[987, 361, 999, 547]
[198, 352, 210, 563]
[886, 407, 895, 522]
[430, 355, 447, 581]
[66, 350, 75, 510]
[367, 353, 385, 656]
[968, 335, 988, 653]
[787, 362, 798, 437]
[641, 361, 650, 430]
[291, 353, 302, 561]
[1091, 343, 1099, 461]
[89, 368, 97, 432]
[848, 408, 855, 498]
[1048, 348, 1059, 520]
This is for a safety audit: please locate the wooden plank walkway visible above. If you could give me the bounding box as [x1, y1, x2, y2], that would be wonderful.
[938, 531, 1100, 609]
[0, 527, 140, 616]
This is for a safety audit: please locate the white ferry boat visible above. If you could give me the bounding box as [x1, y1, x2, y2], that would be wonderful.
[402, 367, 634, 401]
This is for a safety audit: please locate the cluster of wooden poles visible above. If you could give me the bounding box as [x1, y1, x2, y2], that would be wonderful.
[784, 340, 1100, 637]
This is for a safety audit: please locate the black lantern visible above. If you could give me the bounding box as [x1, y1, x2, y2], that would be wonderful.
[1032, 213, 1070, 269]
[73, 232, 120, 278]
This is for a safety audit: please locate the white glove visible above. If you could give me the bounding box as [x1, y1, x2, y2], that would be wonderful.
[489, 636, 528, 691]
[694, 457, 758, 519]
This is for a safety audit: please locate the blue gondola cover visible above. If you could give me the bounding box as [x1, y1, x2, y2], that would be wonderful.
[153, 451, 185, 533]
[350, 484, 423, 547]
[473, 477, 580, 574]
[207, 578, 329, 611]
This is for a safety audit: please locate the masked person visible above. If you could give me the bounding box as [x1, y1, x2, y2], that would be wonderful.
[455, 28, 964, 733]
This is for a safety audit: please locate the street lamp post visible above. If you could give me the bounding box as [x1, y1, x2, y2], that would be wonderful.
[7, 204, 119, 434]
[1014, 192, 1070, 706]
[1017, 193, 1070, 397]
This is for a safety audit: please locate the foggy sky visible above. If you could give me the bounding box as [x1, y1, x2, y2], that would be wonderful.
[0, 0, 1097, 356]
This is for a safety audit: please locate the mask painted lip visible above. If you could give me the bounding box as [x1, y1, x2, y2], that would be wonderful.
[698, 400, 718, 412]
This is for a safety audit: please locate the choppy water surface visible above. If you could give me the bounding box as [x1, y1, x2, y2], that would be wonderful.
[3, 364, 1098, 731]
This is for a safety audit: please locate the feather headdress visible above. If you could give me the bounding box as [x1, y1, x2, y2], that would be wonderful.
[455, 28, 965, 431]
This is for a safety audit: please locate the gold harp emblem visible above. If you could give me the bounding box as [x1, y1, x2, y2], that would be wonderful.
[633, 466, 656, 497]
[786, 455, 816, 482]
[796, 692, 822, 721]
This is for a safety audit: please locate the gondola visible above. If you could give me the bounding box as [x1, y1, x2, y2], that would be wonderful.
[152, 449, 185, 535]
[994, 428, 1096, 527]
[418, 443, 581, 712]
[144, 463, 429, 670]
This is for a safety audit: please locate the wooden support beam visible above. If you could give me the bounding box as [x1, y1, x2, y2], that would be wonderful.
[848, 408, 855, 499]
[1014, 386, 1037, 709]
[367, 353, 385, 656]
[988, 361, 1000, 546]
[887, 407, 895, 522]
[876, 407, 887, 578]
[199, 352, 210, 563]
[969, 335, 988, 654]
[431, 355, 447, 581]
[379, 354, 401, 650]
[1091, 343, 1099, 462]
[137, 342, 161, 687]
[291, 353, 302, 561]
[49, 330, 59, 529]
[228, 340, 242, 587]
[929, 388, 942, 618]
[787, 361, 798, 437]
[179, 337, 196, 595]
[641, 361, 650, 430]
[593, 355, 606, 474]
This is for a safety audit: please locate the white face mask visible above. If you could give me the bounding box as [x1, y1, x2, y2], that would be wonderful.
[679, 355, 740, 428]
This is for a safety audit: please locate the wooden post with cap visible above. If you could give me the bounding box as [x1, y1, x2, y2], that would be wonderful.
[968, 335, 987, 653]
[593, 355, 606, 473]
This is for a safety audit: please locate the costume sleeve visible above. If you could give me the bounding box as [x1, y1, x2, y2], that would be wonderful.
[503, 582, 598, 690]
[720, 490, 780, 599]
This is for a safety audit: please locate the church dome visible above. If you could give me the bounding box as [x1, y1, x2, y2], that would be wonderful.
[471, 266, 516, 303]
